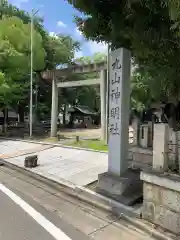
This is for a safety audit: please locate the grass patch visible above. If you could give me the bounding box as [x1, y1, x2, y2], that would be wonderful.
[42, 137, 59, 142]
[65, 139, 108, 151]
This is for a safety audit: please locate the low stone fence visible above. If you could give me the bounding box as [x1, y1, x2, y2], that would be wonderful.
[141, 123, 180, 235]
[141, 171, 180, 235]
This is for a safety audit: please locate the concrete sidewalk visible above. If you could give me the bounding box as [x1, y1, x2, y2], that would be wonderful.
[0, 139, 108, 186]
[0, 139, 150, 187]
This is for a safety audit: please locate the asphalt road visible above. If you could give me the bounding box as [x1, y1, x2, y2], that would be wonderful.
[0, 166, 156, 240]
[0, 183, 89, 240]
[0, 190, 58, 240]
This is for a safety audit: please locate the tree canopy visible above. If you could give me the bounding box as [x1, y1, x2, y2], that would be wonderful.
[74, 52, 107, 65]
[0, 1, 105, 124]
[0, 2, 80, 123]
[67, 0, 180, 103]
[0, 15, 45, 108]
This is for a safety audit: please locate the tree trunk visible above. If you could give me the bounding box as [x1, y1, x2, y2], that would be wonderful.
[18, 105, 25, 123]
[175, 131, 179, 171]
[3, 107, 8, 133]
[69, 114, 74, 128]
[63, 104, 66, 125]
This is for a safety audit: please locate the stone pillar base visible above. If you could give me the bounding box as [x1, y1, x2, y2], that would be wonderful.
[97, 168, 143, 206]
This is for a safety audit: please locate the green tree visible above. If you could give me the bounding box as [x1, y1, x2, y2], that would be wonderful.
[93, 52, 107, 63]
[130, 68, 163, 112]
[0, 72, 11, 105]
[161, 0, 180, 25]
[66, 0, 180, 98]
[45, 34, 80, 69]
[75, 56, 92, 65]
[0, 2, 81, 122]
[66, 52, 108, 114]
[75, 52, 106, 64]
[0, 15, 45, 121]
[36, 33, 80, 121]
[0, 2, 80, 69]
[0, 71, 13, 130]
[66, 0, 180, 128]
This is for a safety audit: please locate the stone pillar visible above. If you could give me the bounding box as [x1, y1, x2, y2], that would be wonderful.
[177, 131, 180, 173]
[131, 117, 140, 146]
[168, 127, 177, 167]
[50, 76, 58, 137]
[153, 124, 169, 171]
[108, 48, 131, 176]
[139, 124, 149, 148]
[98, 48, 142, 205]
[148, 121, 153, 147]
[100, 69, 107, 142]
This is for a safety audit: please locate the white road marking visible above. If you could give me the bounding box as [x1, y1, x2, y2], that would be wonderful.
[0, 183, 71, 240]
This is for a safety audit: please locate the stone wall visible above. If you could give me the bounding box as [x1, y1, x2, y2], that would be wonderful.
[141, 171, 180, 235]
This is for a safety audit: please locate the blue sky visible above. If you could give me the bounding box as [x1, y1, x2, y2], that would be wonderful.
[8, 0, 107, 57]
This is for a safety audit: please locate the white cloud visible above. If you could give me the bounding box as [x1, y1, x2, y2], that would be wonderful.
[57, 21, 67, 28]
[87, 41, 107, 54]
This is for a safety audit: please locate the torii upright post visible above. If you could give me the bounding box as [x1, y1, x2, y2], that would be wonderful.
[100, 69, 107, 142]
[50, 75, 58, 137]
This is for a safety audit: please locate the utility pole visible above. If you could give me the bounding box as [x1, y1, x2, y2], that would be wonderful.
[29, 9, 39, 137]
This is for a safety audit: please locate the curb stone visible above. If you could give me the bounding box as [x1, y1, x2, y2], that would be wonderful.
[0, 158, 177, 240]
[0, 137, 108, 153]
[0, 137, 152, 157]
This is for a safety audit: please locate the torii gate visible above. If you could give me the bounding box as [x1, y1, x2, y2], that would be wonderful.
[41, 61, 108, 141]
